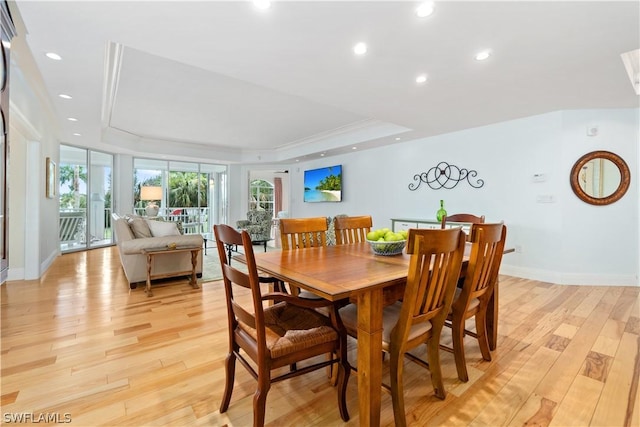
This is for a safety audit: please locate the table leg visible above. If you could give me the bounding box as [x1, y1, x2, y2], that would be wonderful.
[190, 250, 200, 289]
[263, 241, 267, 252]
[145, 253, 153, 297]
[487, 277, 499, 350]
[357, 288, 383, 427]
[203, 236, 207, 255]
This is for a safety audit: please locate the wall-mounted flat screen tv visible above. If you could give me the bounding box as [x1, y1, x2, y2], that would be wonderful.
[304, 165, 342, 202]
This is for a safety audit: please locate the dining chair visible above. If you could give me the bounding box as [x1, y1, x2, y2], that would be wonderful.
[339, 227, 466, 427]
[214, 224, 350, 427]
[440, 222, 507, 382]
[279, 217, 328, 250]
[334, 215, 373, 245]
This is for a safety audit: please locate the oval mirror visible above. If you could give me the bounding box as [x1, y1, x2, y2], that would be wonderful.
[570, 150, 630, 205]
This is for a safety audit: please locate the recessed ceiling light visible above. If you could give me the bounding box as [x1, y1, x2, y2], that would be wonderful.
[416, 74, 428, 84]
[67, 117, 78, 121]
[46, 52, 62, 60]
[416, 2, 435, 18]
[320, 153, 325, 157]
[352, 147, 357, 150]
[353, 42, 367, 56]
[58, 94, 72, 99]
[253, 0, 270, 10]
[475, 50, 491, 61]
[395, 137, 402, 141]
[73, 133, 81, 136]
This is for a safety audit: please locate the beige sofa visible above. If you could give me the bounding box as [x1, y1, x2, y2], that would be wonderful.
[112, 214, 204, 288]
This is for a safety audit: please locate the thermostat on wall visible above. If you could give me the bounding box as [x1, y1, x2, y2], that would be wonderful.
[532, 173, 547, 182]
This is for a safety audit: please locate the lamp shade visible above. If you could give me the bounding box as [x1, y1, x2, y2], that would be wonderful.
[140, 186, 162, 201]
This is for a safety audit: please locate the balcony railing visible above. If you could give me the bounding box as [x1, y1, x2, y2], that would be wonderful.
[60, 206, 210, 250]
[59, 208, 113, 248]
[133, 207, 210, 234]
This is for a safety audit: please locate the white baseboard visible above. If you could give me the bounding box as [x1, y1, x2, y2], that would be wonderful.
[7, 267, 24, 281]
[500, 264, 638, 286]
[7, 249, 58, 282]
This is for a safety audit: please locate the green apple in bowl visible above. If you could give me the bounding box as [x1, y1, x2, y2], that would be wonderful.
[366, 230, 380, 241]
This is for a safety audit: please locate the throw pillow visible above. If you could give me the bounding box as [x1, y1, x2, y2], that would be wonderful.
[128, 217, 152, 238]
[146, 219, 181, 237]
[147, 216, 184, 235]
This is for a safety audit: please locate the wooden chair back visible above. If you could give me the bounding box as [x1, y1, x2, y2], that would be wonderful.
[213, 223, 351, 425]
[441, 213, 485, 242]
[334, 215, 373, 245]
[461, 223, 507, 303]
[279, 217, 328, 250]
[395, 228, 466, 348]
[440, 213, 485, 229]
[214, 224, 265, 351]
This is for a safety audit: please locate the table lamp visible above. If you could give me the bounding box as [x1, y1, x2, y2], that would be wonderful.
[140, 186, 162, 217]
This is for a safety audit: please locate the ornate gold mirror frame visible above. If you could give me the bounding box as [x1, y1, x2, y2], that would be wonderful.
[570, 150, 630, 205]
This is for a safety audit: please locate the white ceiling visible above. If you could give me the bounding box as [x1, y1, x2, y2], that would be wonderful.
[12, 1, 640, 164]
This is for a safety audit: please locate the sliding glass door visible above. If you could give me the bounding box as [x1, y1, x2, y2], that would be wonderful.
[59, 145, 113, 252]
[133, 158, 227, 235]
[88, 151, 113, 248]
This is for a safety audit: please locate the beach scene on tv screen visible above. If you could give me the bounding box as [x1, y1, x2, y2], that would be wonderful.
[304, 165, 342, 202]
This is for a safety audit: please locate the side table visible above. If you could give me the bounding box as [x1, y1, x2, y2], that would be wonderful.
[141, 245, 202, 297]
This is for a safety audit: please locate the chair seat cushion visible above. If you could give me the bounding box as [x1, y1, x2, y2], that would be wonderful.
[339, 302, 432, 350]
[239, 302, 337, 358]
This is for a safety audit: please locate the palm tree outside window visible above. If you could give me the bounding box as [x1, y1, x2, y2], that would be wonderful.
[133, 159, 227, 234]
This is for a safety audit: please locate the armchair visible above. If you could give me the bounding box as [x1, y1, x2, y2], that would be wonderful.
[236, 210, 273, 241]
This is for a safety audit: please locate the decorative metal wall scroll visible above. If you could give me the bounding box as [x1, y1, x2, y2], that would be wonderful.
[408, 161, 485, 190]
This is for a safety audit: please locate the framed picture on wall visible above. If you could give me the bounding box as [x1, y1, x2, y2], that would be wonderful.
[303, 164, 342, 202]
[46, 157, 56, 199]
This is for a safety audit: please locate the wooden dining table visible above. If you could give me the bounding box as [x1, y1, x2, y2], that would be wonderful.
[236, 242, 503, 427]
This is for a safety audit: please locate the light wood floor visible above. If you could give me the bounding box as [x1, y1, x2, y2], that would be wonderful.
[1, 247, 639, 426]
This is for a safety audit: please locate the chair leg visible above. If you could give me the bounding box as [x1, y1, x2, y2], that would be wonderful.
[475, 308, 492, 362]
[328, 352, 337, 385]
[390, 349, 407, 427]
[427, 335, 447, 400]
[220, 351, 236, 412]
[451, 314, 469, 383]
[253, 374, 270, 427]
[336, 351, 350, 421]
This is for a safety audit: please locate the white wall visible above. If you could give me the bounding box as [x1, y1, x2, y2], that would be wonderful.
[558, 109, 638, 285]
[7, 14, 60, 280]
[113, 154, 134, 216]
[288, 109, 639, 286]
